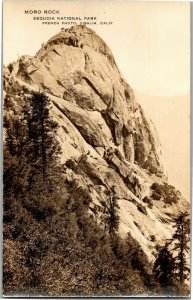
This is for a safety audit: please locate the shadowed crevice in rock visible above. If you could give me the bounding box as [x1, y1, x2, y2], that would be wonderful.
[101, 111, 117, 145]
[82, 76, 103, 100]
[53, 100, 108, 148]
[52, 48, 62, 56]
[3, 25, 189, 263]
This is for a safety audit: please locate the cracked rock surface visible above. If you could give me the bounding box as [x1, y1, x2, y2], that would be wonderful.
[4, 25, 189, 261]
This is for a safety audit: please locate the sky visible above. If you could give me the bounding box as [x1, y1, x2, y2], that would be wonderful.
[3, 0, 190, 198]
[4, 0, 190, 96]
[135, 91, 190, 199]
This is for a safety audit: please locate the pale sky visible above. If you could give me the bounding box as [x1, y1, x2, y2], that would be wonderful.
[3, 0, 190, 198]
[4, 0, 190, 96]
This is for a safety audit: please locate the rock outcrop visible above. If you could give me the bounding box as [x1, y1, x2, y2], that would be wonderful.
[3, 25, 189, 261]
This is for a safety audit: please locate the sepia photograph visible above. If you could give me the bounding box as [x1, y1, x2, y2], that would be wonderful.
[3, 0, 190, 297]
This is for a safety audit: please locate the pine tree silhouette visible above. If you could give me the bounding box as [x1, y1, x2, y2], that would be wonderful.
[23, 91, 61, 184]
[100, 186, 120, 236]
[169, 213, 190, 283]
[153, 245, 175, 294]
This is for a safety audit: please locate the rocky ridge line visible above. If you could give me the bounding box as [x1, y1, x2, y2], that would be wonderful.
[3, 25, 189, 261]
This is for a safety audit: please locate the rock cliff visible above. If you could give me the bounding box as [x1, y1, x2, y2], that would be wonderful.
[3, 25, 189, 261]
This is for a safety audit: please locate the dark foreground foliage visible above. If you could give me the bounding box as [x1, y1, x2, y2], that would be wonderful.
[3, 92, 189, 296]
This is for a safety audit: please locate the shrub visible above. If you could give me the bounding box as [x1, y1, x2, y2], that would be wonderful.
[152, 191, 162, 201]
[147, 202, 153, 209]
[143, 196, 153, 208]
[142, 196, 151, 204]
[151, 182, 179, 204]
[150, 235, 156, 242]
[65, 159, 77, 170]
[151, 182, 162, 193]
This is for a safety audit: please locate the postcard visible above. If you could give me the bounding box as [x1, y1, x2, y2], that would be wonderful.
[3, 0, 190, 297]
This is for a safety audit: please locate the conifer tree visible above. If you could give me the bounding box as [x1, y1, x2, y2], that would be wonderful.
[169, 213, 190, 283]
[100, 186, 120, 236]
[3, 95, 29, 198]
[153, 245, 176, 294]
[23, 91, 61, 183]
[153, 213, 190, 296]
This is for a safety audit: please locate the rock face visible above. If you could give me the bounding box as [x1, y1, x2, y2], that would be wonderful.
[3, 25, 189, 261]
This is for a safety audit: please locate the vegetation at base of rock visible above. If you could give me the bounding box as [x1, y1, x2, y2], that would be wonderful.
[3, 92, 152, 296]
[3, 24, 190, 297]
[153, 213, 190, 296]
[153, 245, 176, 295]
[3, 91, 190, 297]
[167, 213, 190, 283]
